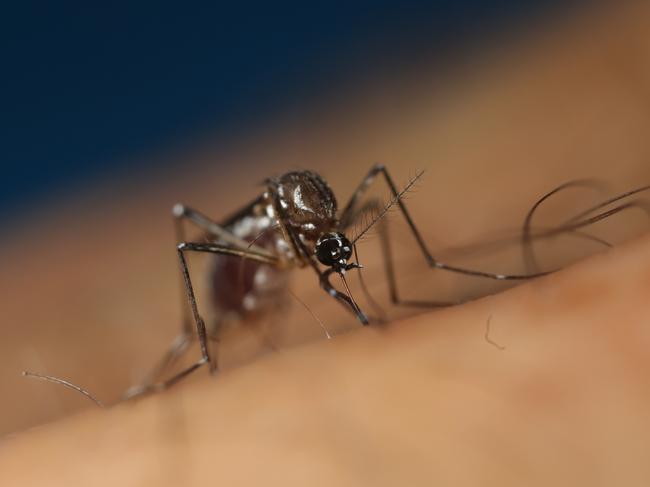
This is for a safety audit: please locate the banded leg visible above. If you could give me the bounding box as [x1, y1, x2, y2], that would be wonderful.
[373, 188, 640, 307]
[341, 167, 650, 309]
[124, 205, 267, 398]
[341, 164, 555, 289]
[343, 167, 650, 302]
[340, 164, 550, 280]
[124, 242, 279, 398]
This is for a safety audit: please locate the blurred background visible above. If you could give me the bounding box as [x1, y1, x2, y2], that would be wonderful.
[3, 0, 570, 222]
[2, 0, 650, 435]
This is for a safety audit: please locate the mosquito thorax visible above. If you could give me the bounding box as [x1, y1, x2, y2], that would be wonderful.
[315, 232, 353, 270]
[268, 171, 338, 241]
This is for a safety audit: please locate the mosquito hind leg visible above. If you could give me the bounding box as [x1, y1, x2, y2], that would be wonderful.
[517, 180, 650, 273]
[521, 179, 606, 272]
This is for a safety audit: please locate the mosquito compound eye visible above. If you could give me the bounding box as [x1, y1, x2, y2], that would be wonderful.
[316, 233, 353, 267]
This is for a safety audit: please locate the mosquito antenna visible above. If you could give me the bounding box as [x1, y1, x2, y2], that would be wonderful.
[351, 170, 424, 245]
[22, 371, 105, 408]
[288, 289, 331, 339]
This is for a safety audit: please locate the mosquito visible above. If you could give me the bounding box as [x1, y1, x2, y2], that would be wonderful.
[119, 164, 650, 398]
[25, 165, 650, 403]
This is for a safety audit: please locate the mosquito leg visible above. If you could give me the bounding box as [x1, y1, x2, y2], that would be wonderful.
[173, 206, 194, 335]
[124, 206, 236, 398]
[122, 333, 194, 400]
[333, 197, 388, 320]
[141, 333, 193, 383]
[476, 199, 650, 264]
[377, 215, 458, 307]
[123, 244, 210, 399]
[352, 243, 388, 322]
[124, 242, 279, 398]
[343, 195, 456, 309]
[561, 184, 650, 224]
[173, 204, 273, 254]
[341, 163, 554, 281]
[549, 200, 650, 237]
[173, 204, 275, 332]
[176, 242, 278, 378]
[123, 206, 226, 397]
[521, 181, 650, 273]
[521, 179, 607, 272]
[319, 267, 369, 325]
[529, 186, 650, 258]
[351, 182, 644, 288]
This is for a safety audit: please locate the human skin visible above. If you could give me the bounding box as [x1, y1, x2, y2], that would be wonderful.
[2, 231, 650, 486]
[3, 2, 650, 485]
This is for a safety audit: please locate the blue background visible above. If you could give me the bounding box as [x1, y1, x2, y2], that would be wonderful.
[1, 1, 566, 218]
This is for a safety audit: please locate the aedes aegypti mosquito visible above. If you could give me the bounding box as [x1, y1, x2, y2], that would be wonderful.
[120, 163, 561, 397]
[126, 163, 650, 398]
[24, 164, 650, 403]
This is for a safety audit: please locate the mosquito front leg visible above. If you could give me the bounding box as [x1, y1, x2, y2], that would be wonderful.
[341, 163, 552, 281]
[124, 208, 241, 398]
[173, 203, 274, 256]
[343, 197, 454, 309]
[319, 267, 369, 325]
[173, 203, 275, 329]
[124, 242, 279, 399]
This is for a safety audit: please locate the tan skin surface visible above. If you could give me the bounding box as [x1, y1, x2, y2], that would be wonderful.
[2, 233, 650, 486]
[3, 2, 650, 485]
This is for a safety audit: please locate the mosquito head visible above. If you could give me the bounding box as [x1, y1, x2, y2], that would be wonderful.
[315, 232, 353, 271]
